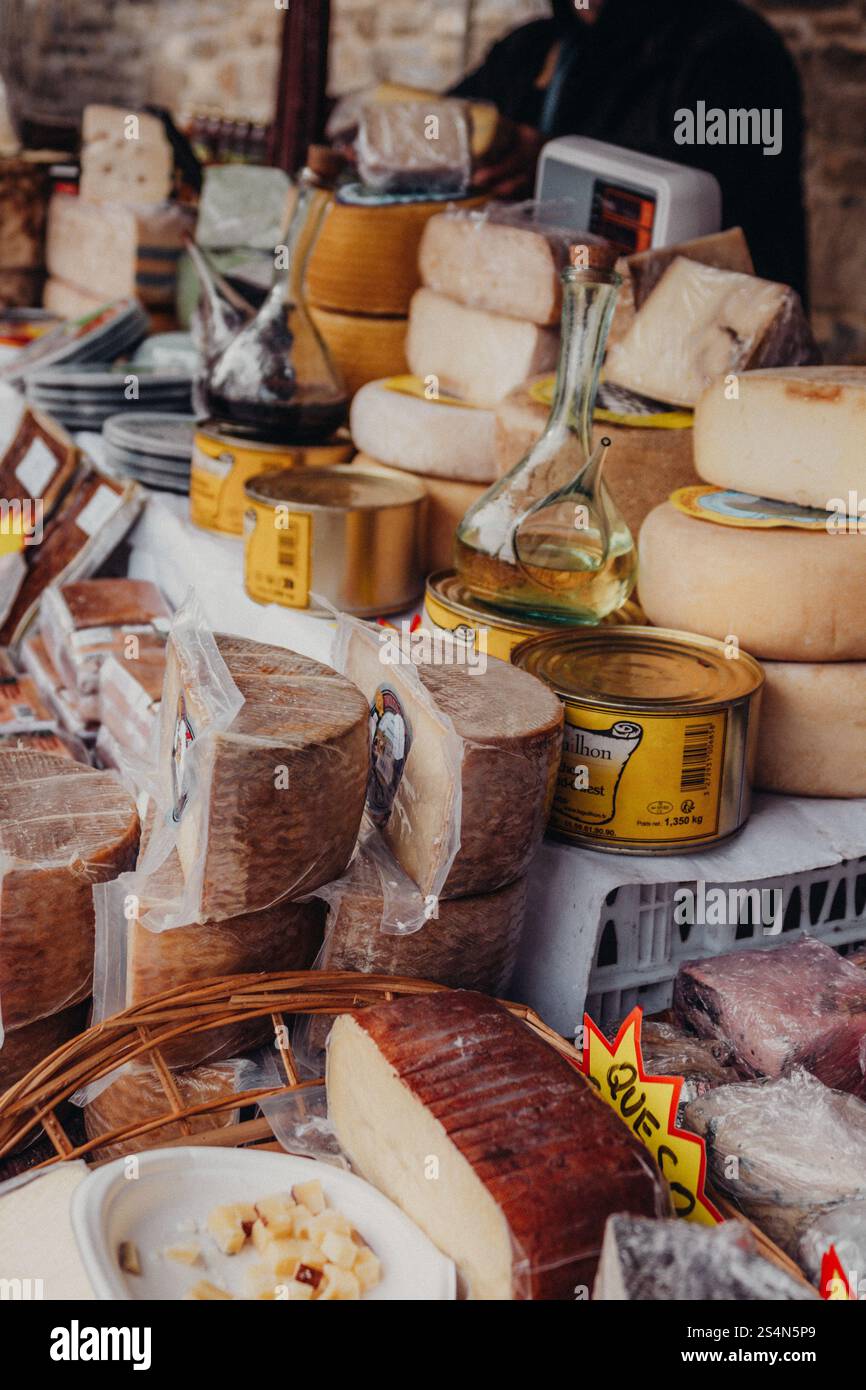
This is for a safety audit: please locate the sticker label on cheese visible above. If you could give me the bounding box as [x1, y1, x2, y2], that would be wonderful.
[172, 692, 195, 821]
[529, 376, 694, 430]
[14, 437, 59, 497]
[367, 684, 412, 827]
[76, 484, 122, 537]
[554, 705, 726, 847]
[670, 485, 852, 531]
[581, 1006, 722, 1226]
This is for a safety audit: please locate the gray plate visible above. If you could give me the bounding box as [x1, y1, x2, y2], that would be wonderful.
[103, 412, 198, 460]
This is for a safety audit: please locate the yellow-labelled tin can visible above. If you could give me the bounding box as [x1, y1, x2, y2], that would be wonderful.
[190, 422, 353, 536]
[243, 465, 425, 616]
[513, 626, 764, 855]
[423, 570, 646, 663]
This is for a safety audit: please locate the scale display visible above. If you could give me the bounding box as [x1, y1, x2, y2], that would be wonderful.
[589, 179, 657, 254]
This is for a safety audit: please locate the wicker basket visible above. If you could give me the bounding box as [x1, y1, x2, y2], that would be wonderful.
[0, 969, 812, 1291]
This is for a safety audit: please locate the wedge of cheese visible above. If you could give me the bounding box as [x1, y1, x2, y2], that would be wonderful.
[350, 380, 498, 483]
[695, 367, 866, 510]
[606, 258, 817, 408]
[406, 289, 558, 408]
[84, 1058, 247, 1160]
[0, 1161, 94, 1299]
[46, 195, 189, 309]
[0, 1001, 87, 1093]
[79, 134, 173, 205]
[638, 502, 866, 660]
[756, 660, 866, 797]
[328, 991, 670, 1299]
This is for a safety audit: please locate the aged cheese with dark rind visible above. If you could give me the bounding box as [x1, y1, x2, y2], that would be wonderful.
[608, 227, 755, 348]
[0, 1001, 87, 1094]
[756, 660, 866, 797]
[84, 1059, 246, 1160]
[162, 633, 369, 922]
[41, 578, 170, 697]
[0, 750, 139, 1029]
[328, 990, 670, 1299]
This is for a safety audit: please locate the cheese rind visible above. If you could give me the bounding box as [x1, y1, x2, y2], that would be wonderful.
[350, 381, 498, 483]
[83, 1059, 247, 1160]
[695, 367, 866, 509]
[419, 210, 566, 325]
[406, 289, 559, 408]
[756, 660, 866, 797]
[327, 991, 670, 1299]
[638, 502, 866, 660]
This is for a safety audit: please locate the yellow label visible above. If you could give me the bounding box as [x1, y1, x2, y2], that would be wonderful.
[554, 703, 727, 847]
[244, 500, 312, 609]
[424, 593, 523, 662]
[581, 1008, 722, 1225]
[0, 527, 25, 557]
[528, 375, 694, 430]
[190, 437, 281, 536]
[383, 375, 483, 410]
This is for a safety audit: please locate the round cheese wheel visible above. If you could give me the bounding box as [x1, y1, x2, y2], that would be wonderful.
[756, 660, 866, 797]
[350, 379, 498, 482]
[308, 306, 408, 398]
[638, 503, 866, 660]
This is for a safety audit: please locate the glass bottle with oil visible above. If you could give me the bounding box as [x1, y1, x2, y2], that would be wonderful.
[455, 247, 637, 623]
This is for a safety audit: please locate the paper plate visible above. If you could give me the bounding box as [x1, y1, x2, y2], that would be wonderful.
[70, 1145, 457, 1301]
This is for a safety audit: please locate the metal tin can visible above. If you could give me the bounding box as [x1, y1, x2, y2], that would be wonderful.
[424, 570, 647, 663]
[190, 422, 353, 536]
[513, 626, 764, 855]
[243, 465, 426, 617]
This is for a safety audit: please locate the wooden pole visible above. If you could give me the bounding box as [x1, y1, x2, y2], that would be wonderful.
[270, 0, 331, 174]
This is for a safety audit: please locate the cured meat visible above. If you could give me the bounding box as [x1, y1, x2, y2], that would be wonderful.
[0, 1001, 88, 1093]
[337, 619, 563, 901]
[674, 939, 866, 1097]
[83, 1058, 251, 1160]
[40, 579, 170, 697]
[156, 630, 369, 923]
[593, 1215, 816, 1301]
[0, 749, 139, 1029]
[327, 990, 670, 1299]
[798, 1201, 866, 1292]
[685, 1071, 866, 1257]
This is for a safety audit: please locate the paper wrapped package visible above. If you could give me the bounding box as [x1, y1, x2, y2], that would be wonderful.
[674, 938, 866, 1097]
[0, 749, 138, 1031]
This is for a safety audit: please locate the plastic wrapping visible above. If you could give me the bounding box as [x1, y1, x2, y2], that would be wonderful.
[0, 674, 56, 734]
[638, 1023, 739, 1126]
[91, 857, 325, 1067]
[356, 101, 471, 197]
[326, 989, 671, 1300]
[0, 749, 139, 1037]
[138, 597, 369, 928]
[195, 165, 292, 252]
[98, 649, 165, 762]
[605, 257, 819, 409]
[82, 1056, 256, 1160]
[593, 1214, 817, 1301]
[39, 579, 170, 699]
[334, 614, 563, 919]
[0, 1000, 88, 1094]
[418, 198, 607, 325]
[258, 1080, 349, 1170]
[0, 727, 89, 763]
[685, 1070, 866, 1259]
[674, 938, 866, 1097]
[798, 1201, 866, 1292]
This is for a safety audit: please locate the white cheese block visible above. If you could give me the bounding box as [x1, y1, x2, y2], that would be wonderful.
[695, 367, 866, 510]
[353, 454, 485, 570]
[606, 258, 817, 409]
[406, 288, 559, 408]
[638, 502, 866, 660]
[418, 210, 566, 325]
[80, 133, 173, 205]
[0, 1162, 94, 1299]
[756, 660, 866, 797]
[327, 991, 670, 1299]
[82, 104, 168, 147]
[45, 195, 189, 309]
[349, 379, 498, 483]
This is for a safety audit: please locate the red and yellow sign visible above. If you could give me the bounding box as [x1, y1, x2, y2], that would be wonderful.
[580, 1006, 722, 1226]
[821, 1246, 855, 1301]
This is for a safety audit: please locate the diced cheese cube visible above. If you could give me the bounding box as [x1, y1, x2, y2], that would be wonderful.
[319, 1231, 358, 1271]
[163, 1243, 201, 1266]
[285, 1278, 316, 1300]
[206, 1203, 257, 1255]
[188, 1280, 233, 1300]
[307, 1209, 352, 1240]
[254, 1194, 300, 1239]
[353, 1246, 382, 1292]
[318, 1264, 361, 1301]
[292, 1179, 326, 1215]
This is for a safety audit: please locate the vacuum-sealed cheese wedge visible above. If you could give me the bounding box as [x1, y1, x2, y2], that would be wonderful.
[335, 616, 563, 905]
[695, 367, 866, 510]
[0, 1001, 87, 1093]
[350, 380, 499, 483]
[756, 659, 866, 797]
[98, 649, 166, 760]
[638, 502, 866, 660]
[0, 749, 138, 1031]
[40, 578, 171, 697]
[328, 990, 670, 1299]
[147, 606, 369, 924]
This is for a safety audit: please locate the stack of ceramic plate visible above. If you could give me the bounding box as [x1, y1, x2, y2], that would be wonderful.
[0, 298, 149, 388]
[25, 362, 193, 429]
[102, 413, 196, 494]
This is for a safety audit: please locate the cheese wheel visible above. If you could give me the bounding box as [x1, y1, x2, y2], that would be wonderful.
[419, 211, 565, 325]
[0, 1001, 87, 1094]
[350, 380, 498, 483]
[308, 305, 407, 398]
[695, 367, 866, 510]
[353, 454, 483, 572]
[406, 288, 559, 408]
[756, 660, 866, 797]
[328, 991, 670, 1299]
[494, 379, 700, 538]
[639, 502, 866, 661]
[84, 1059, 246, 1160]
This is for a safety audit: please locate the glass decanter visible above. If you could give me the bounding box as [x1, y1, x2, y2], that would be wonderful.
[455, 250, 637, 623]
[204, 146, 348, 442]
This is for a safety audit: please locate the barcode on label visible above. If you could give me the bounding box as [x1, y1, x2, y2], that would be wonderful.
[681, 721, 714, 793]
[277, 534, 299, 591]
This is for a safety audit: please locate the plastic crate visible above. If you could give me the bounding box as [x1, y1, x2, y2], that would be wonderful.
[585, 856, 866, 1029]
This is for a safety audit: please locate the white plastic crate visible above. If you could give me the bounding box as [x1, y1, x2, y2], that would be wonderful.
[585, 857, 866, 1029]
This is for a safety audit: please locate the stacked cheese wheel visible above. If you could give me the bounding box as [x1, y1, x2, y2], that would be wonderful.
[638, 367, 866, 796]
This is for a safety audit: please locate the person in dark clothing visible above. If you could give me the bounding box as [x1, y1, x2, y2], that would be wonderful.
[453, 0, 807, 298]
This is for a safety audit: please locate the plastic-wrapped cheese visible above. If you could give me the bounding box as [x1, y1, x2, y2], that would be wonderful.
[40, 578, 170, 698]
[336, 617, 563, 901]
[98, 649, 166, 760]
[356, 101, 471, 196]
[0, 750, 139, 1030]
[350, 380, 498, 483]
[638, 502, 866, 660]
[328, 990, 670, 1299]
[756, 660, 866, 797]
[695, 367, 866, 510]
[83, 1058, 252, 1161]
[406, 288, 559, 407]
[0, 1001, 87, 1093]
[154, 623, 369, 923]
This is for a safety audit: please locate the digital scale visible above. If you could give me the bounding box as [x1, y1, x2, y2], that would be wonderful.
[535, 136, 722, 253]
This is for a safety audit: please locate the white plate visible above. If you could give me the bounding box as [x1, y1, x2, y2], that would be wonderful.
[70, 1146, 456, 1301]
